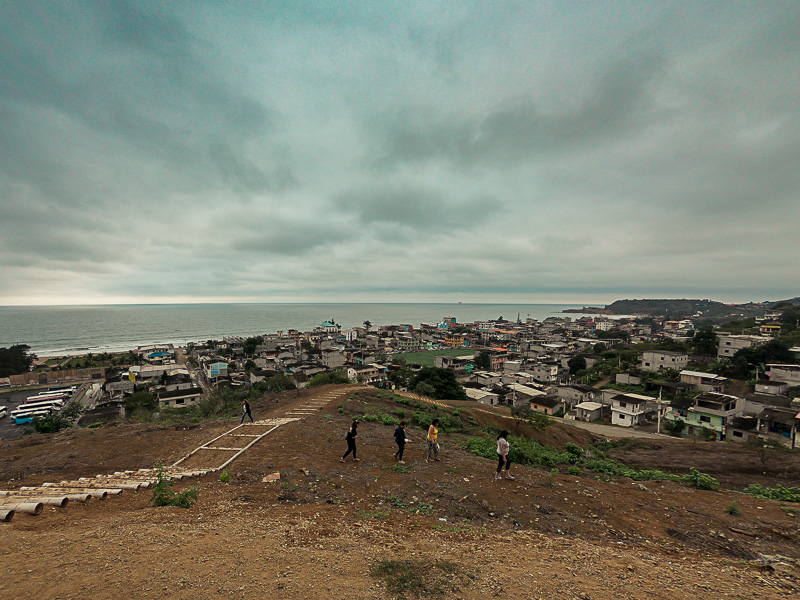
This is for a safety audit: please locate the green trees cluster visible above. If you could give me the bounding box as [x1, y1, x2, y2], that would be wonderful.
[0, 344, 35, 377]
[410, 367, 466, 401]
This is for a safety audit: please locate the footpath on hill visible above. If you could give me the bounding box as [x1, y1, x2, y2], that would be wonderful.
[1, 384, 799, 599]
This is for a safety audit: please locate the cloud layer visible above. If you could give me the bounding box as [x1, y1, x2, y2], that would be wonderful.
[1, 1, 798, 305]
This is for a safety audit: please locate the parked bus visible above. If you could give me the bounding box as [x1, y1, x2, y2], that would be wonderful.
[26, 392, 67, 404]
[22, 398, 65, 411]
[0, 406, 7, 419]
[11, 407, 54, 424]
[39, 386, 76, 396]
[11, 401, 63, 419]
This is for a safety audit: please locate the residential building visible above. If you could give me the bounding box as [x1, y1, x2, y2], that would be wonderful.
[755, 406, 799, 449]
[680, 370, 727, 393]
[610, 393, 651, 427]
[667, 392, 743, 440]
[574, 401, 607, 422]
[555, 384, 598, 411]
[640, 350, 688, 372]
[464, 387, 500, 406]
[529, 396, 563, 416]
[717, 335, 770, 359]
[767, 364, 800, 385]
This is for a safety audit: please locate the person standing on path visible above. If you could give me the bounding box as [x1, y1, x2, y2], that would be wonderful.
[393, 421, 412, 463]
[240, 399, 254, 424]
[340, 420, 360, 462]
[495, 430, 514, 480]
[426, 419, 440, 462]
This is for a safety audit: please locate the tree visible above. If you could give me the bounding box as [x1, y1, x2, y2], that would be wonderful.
[691, 326, 718, 356]
[307, 369, 350, 388]
[0, 344, 35, 377]
[474, 350, 491, 371]
[664, 419, 686, 437]
[410, 367, 466, 401]
[363, 320, 371, 332]
[567, 355, 587, 375]
[244, 359, 256, 373]
[243, 336, 262, 356]
[125, 391, 157, 413]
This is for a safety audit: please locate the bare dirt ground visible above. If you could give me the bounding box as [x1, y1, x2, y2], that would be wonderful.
[1, 385, 799, 600]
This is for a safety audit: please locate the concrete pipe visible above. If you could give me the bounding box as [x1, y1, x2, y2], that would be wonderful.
[73, 479, 142, 491]
[4, 495, 69, 508]
[40, 483, 121, 495]
[0, 509, 14, 522]
[0, 501, 43, 515]
[20, 487, 109, 499]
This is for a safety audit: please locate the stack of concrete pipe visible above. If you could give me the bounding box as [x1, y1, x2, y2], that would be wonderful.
[0, 467, 211, 523]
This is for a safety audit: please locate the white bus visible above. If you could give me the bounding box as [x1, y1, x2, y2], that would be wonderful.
[27, 392, 67, 404]
[0, 406, 7, 419]
[39, 386, 76, 396]
[11, 400, 63, 418]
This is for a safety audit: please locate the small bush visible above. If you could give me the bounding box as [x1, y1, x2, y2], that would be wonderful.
[220, 469, 232, 483]
[568, 466, 581, 476]
[725, 502, 741, 516]
[685, 467, 719, 491]
[150, 466, 199, 508]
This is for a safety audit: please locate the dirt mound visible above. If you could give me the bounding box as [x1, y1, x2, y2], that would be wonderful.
[1, 385, 798, 599]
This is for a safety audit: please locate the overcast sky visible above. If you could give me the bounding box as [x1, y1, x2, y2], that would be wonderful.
[1, 1, 798, 306]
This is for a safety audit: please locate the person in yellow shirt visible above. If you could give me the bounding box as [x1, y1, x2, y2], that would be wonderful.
[426, 419, 440, 462]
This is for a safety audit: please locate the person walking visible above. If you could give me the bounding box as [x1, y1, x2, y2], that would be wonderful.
[240, 399, 254, 424]
[495, 430, 514, 480]
[393, 421, 412, 463]
[340, 420, 360, 462]
[426, 419, 440, 462]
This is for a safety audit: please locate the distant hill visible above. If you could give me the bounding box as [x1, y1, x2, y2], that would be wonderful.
[604, 298, 759, 319]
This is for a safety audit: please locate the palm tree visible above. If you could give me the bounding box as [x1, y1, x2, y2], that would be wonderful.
[363, 320, 372, 332]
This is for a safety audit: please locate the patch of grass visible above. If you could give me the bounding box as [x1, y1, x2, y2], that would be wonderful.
[359, 509, 388, 519]
[392, 463, 409, 474]
[464, 434, 720, 490]
[150, 466, 199, 508]
[431, 524, 472, 533]
[219, 468, 232, 483]
[388, 496, 432, 515]
[370, 558, 469, 599]
[725, 502, 741, 516]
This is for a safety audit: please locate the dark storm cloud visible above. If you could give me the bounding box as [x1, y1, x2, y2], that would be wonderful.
[1, 1, 799, 304]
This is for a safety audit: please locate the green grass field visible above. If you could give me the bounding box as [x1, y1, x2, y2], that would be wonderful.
[392, 348, 474, 367]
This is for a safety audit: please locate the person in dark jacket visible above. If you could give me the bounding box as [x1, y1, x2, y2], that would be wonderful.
[393, 421, 412, 464]
[340, 420, 360, 462]
[240, 399, 254, 424]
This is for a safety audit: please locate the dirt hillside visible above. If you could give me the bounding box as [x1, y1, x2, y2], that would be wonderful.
[1, 384, 799, 600]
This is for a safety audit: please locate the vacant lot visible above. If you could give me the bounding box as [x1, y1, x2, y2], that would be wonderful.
[1, 385, 798, 599]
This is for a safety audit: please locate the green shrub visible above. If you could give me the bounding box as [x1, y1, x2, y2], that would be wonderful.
[742, 484, 800, 502]
[220, 469, 232, 483]
[685, 467, 719, 491]
[150, 466, 199, 508]
[568, 466, 581, 476]
[725, 502, 741, 516]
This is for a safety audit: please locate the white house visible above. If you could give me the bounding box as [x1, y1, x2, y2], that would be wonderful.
[610, 393, 652, 427]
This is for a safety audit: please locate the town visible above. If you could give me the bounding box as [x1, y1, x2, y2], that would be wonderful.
[4, 300, 799, 449]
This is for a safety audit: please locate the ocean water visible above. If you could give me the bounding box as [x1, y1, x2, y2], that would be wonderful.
[0, 303, 583, 356]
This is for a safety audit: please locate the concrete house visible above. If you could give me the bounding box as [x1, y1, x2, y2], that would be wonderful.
[668, 392, 743, 440]
[717, 335, 770, 359]
[610, 393, 651, 427]
[464, 387, 500, 406]
[529, 395, 564, 416]
[767, 364, 800, 385]
[640, 350, 688, 372]
[555, 384, 598, 411]
[574, 401, 607, 422]
[755, 406, 799, 449]
[680, 370, 727, 393]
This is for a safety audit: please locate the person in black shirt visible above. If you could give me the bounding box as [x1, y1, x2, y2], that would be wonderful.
[393, 421, 412, 464]
[340, 420, 360, 462]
